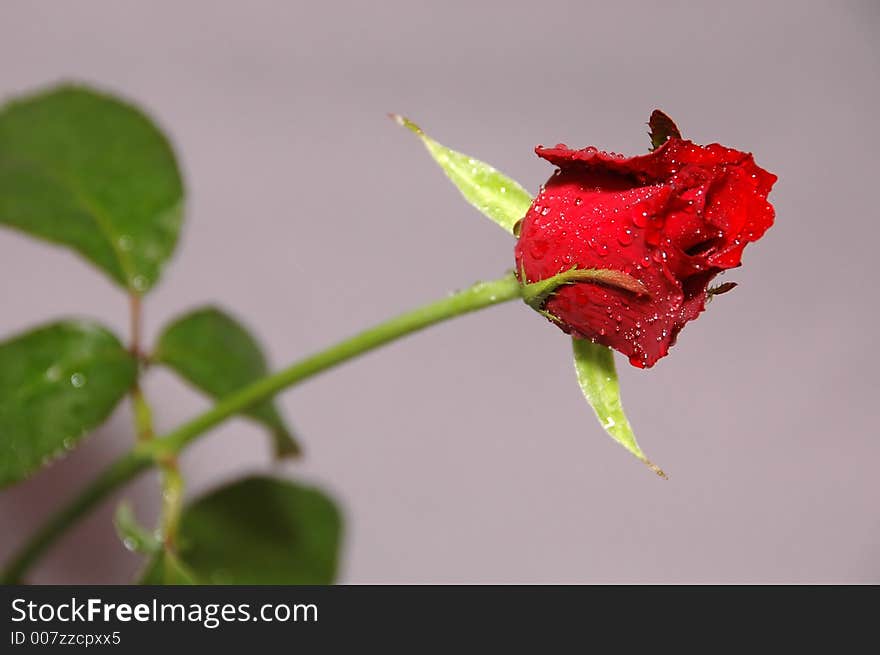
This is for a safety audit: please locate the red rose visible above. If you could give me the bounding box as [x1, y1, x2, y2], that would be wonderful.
[514, 115, 777, 368]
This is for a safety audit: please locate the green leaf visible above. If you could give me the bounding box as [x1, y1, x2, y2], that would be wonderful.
[392, 114, 532, 235]
[114, 502, 160, 555]
[571, 338, 666, 478]
[0, 84, 184, 293]
[648, 109, 682, 151]
[153, 306, 301, 458]
[141, 476, 343, 585]
[143, 550, 198, 585]
[0, 320, 136, 487]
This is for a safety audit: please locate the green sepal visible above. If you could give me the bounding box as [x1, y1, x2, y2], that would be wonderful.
[648, 109, 682, 150]
[572, 337, 665, 478]
[393, 114, 532, 235]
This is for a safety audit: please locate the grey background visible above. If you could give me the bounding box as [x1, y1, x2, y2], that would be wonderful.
[0, 0, 877, 583]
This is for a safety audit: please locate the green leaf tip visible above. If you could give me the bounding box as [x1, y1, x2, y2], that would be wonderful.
[388, 113, 423, 136]
[571, 337, 666, 479]
[648, 109, 682, 151]
[391, 113, 533, 235]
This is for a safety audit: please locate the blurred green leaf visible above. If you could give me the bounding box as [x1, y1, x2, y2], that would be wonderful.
[141, 476, 342, 585]
[0, 320, 136, 487]
[143, 550, 198, 585]
[153, 306, 301, 458]
[392, 114, 532, 235]
[114, 502, 160, 555]
[0, 84, 184, 293]
[571, 338, 665, 478]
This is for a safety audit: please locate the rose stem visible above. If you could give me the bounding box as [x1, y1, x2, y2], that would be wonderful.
[1, 272, 524, 583]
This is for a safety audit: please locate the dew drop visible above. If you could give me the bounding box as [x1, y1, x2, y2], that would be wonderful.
[70, 372, 87, 388]
[512, 219, 523, 238]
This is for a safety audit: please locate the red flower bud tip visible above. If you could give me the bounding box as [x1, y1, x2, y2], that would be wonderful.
[514, 124, 777, 368]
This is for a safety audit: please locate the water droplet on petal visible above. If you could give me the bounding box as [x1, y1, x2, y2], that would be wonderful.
[529, 239, 549, 260]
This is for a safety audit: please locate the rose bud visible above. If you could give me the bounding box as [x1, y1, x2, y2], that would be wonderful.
[514, 112, 777, 368]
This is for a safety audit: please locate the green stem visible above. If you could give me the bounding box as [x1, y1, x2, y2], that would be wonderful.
[159, 462, 184, 551]
[1, 272, 524, 583]
[1, 453, 152, 584]
[131, 386, 154, 442]
[128, 295, 185, 558]
[141, 273, 523, 459]
[132, 385, 184, 553]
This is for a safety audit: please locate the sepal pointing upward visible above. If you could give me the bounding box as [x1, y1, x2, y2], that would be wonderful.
[391, 114, 533, 235]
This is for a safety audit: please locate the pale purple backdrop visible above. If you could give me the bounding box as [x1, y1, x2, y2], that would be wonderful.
[0, 0, 877, 583]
